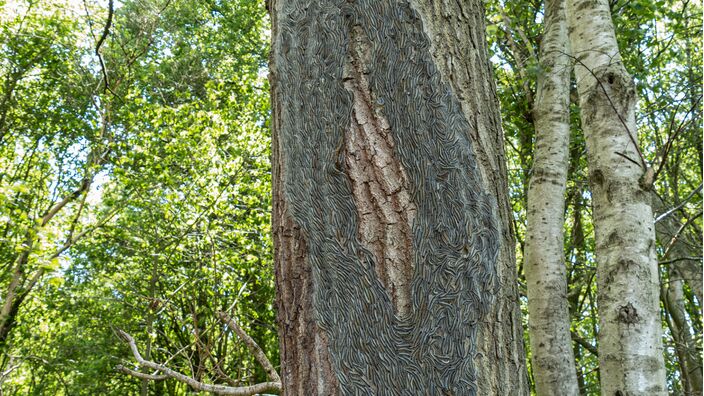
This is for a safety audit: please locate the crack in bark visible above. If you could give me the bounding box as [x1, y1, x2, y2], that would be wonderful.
[342, 26, 416, 317]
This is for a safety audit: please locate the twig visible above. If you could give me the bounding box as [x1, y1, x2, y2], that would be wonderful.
[40, 177, 92, 227]
[562, 50, 648, 170]
[498, 13, 535, 106]
[655, 183, 702, 224]
[661, 209, 703, 260]
[652, 95, 703, 184]
[659, 257, 703, 266]
[47, 203, 123, 260]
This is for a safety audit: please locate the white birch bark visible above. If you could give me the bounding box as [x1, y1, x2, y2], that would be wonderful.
[566, 0, 667, 394]
[524, 0, 579, 394]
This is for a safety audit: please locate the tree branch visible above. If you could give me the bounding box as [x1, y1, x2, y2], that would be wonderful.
[561, 50, 648, 171]
[48, 202, 123, 260]
[115, 365, 168, 381]
[117, 330, 281, 395]
[652, 95, 703, 185]
[659, 257, 703, 266]
[216, 311, 281, 383]
[96, 0, 114, 94]
[40, 177, 92, 227]
[654, 183, 702, 224]
[571, 332, 598, 356]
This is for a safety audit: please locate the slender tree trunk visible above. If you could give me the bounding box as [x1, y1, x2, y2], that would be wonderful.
[566, 0, 667, 394]
[141, 259, 160, 396]
[524, 0, 579, 394]
[664, 271, 703, 396]
[654, 195, 703, 395]
[269, 0, 528, 393]
[653, 194, 703, 305]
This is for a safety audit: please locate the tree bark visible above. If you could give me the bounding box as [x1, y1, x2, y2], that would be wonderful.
[653, 194, 702, 395]
[524, 0, 579, 394]
[653, 193, 703, 305]
[566, 0, 667, 394]
[269, 0, 528, 394]
[663, 272, 703, 396]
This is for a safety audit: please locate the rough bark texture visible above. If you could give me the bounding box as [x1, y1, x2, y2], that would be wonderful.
[524, 0, 579, 394]
[567, 0, 667, 394]
[270, 0, 528, 394]
[406, 2, 529, 394]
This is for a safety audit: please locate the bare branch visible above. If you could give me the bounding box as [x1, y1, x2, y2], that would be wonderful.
[115, 365, 168, 381]
[216, 311, 281, 383]
[117, 330, 281, 396]
[654, 184, 703, 224]
[652, 95, 703, 184]
[96, 0, 114, 94]
[48, 202, 124, 260]
[571, 332, 598, 356]
[659, 257, 703, 266]
[498, 13, 534, 106]
[661, 208, 703, 261]
[560, 50, 648, 171]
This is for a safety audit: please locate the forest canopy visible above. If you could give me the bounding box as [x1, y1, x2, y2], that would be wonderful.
[0, 0, 700, 394]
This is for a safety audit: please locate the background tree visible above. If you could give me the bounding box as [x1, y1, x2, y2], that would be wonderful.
[487, 0, 701, 393]
[567, 0, 668, 392]
[523, 0, 579, 393]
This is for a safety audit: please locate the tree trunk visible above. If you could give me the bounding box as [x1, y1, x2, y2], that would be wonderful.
[269, 0, 528, 394]
[524, 0, 579, 394]
[663, 271, 703, 396]
[652, 194, 703, 305]
[654, 194, 703, 395]
[566, 0, 667, 394]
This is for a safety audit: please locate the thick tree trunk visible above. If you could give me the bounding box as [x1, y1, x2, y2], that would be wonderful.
[269, 0, 528, 394]
[566, 0, 667, 394]
[523, 0, 579, 394]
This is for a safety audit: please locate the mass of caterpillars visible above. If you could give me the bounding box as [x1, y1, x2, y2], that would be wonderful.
[273, 0, 500, 394]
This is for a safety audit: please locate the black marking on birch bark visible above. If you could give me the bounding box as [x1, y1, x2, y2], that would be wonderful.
[617, 302, 640, 325]
[273, 0, 499, 393]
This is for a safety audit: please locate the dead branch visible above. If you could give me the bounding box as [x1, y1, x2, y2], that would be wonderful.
[117, 330, 281, 395]
[216, 311, 281, 383]
[115, 365, 168, 381]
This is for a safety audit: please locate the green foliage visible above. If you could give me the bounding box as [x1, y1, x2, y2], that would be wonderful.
[0, 0, 274, 393]
[0, 0, 700, 393]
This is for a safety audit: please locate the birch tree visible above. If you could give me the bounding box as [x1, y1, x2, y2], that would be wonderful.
[524, 0, 579, 393]
[655, 195, 703, 395]
[567, 0, 667, 393]
[269, 0, 528, 393]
